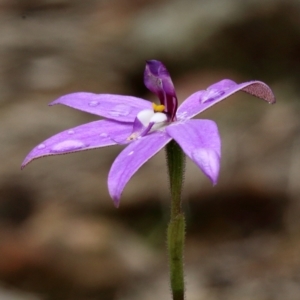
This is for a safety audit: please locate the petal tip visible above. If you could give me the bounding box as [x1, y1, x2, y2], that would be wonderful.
[212, 178, 218, 186]
[110, 193, 121, 208]
[113, 200, 120, 208]
[191, 148, 220, 186]
[242, 81, 276, 105]
[109, 187, 121, 208]
[48, 100, 58, 106]
[269, 97, 276, 104]
[21, 158, 30, 170]
[21, 156, 37, 170]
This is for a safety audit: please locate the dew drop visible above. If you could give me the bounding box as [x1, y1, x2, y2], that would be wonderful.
[37, 143, 46, 149]
[109, 104, 131, 117]
[100, 133, 108, 137]
[128, 151, 134, 156]
[201, 89, 225, 103]
[51, 140, 86, 153]
[89, 100, 99, 107]
[67, 130, 75, 135]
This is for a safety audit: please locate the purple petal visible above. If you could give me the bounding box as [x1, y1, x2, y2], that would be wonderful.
[50, 93, 152, 123]
[166, 119, 221, 184]
[126, 114, 153, 141]
[112, 113, 156, 144]
[144, 60, 178, 120]
[144, 60, 175, 96]
[177, 80, 276, 120]
[108, 131, 172, 207]
[21, 120, 133, 168]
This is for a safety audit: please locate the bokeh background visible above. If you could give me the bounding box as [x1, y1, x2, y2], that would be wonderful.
[0, 0, 300, 299]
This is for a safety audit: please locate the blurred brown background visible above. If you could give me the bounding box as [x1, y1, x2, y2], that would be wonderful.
[0, 0, 300, 299]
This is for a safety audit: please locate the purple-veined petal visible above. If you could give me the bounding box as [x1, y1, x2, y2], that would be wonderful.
[21, 120, 133, 168]
[177, 80, 276, 120]
[50, 93, 152, 123]
[108, 131, 172, 207]
[166, 119, 221, 184]
[144, 60, 175, 98]
[144, 60, 178, 120]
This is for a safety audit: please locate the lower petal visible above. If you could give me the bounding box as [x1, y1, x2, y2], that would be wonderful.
[191, 148, 220, 185]
[21, 120, 133, 168]
[108, 131, 171, 207]
[166, 119, 221, 184]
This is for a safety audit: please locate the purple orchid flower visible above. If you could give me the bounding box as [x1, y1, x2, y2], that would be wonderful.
[22, 60, 275, 207]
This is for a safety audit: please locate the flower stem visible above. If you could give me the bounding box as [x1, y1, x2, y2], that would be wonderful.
[166, 140, 186, 300]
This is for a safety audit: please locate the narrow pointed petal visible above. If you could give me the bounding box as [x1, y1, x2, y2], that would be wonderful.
[108, 131, 172, 207]
[21, 120, 133, 168]
[50, 93, 152, 122]
[166, 120, 221, 184]
[177, 80, 276, 120]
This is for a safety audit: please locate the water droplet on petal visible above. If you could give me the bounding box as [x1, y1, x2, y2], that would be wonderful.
[100, 133, 108, 137]
[37, 143, 46, 149]
[51, 140, 86, 153]
[201, 89, 225, 103]
[67, 130, 75, 135]
[89, 100, 99, 107]
[128, 151, 134, 156]
[109, 105, 131, 117]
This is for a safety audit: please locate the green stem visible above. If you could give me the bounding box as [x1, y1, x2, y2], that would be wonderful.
[166, 140, 186, 300]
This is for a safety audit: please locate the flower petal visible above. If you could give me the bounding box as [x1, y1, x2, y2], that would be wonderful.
[144, 60, 176, 98]
[144, 60, 178, 120]
[108, 131, 171, 207]
[21, 120, 133, 168]
[166, 119, 221, 184]
[177, 80, 276, 120]
[50, 93, 152, 122]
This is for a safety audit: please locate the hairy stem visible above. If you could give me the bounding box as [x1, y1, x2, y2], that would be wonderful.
[166, 140, 186, 300]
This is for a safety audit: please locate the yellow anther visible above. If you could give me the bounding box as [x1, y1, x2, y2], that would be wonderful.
[152, 103, 165, 112]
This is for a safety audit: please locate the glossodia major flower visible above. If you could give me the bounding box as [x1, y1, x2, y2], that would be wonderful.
[22, 60, 275, 207]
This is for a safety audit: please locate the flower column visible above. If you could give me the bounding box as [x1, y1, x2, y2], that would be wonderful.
[145, 60, 186, 299]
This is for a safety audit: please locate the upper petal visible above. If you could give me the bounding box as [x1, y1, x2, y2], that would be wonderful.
[144, 60, 176, 96]
[108, 131, 172, 207]
[177, 80, 276, 120]
[144, 60, 178, 120]
[166, 119, 221, 185]
[21, 120, 133, 168]
[50, 93, 152, 123]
